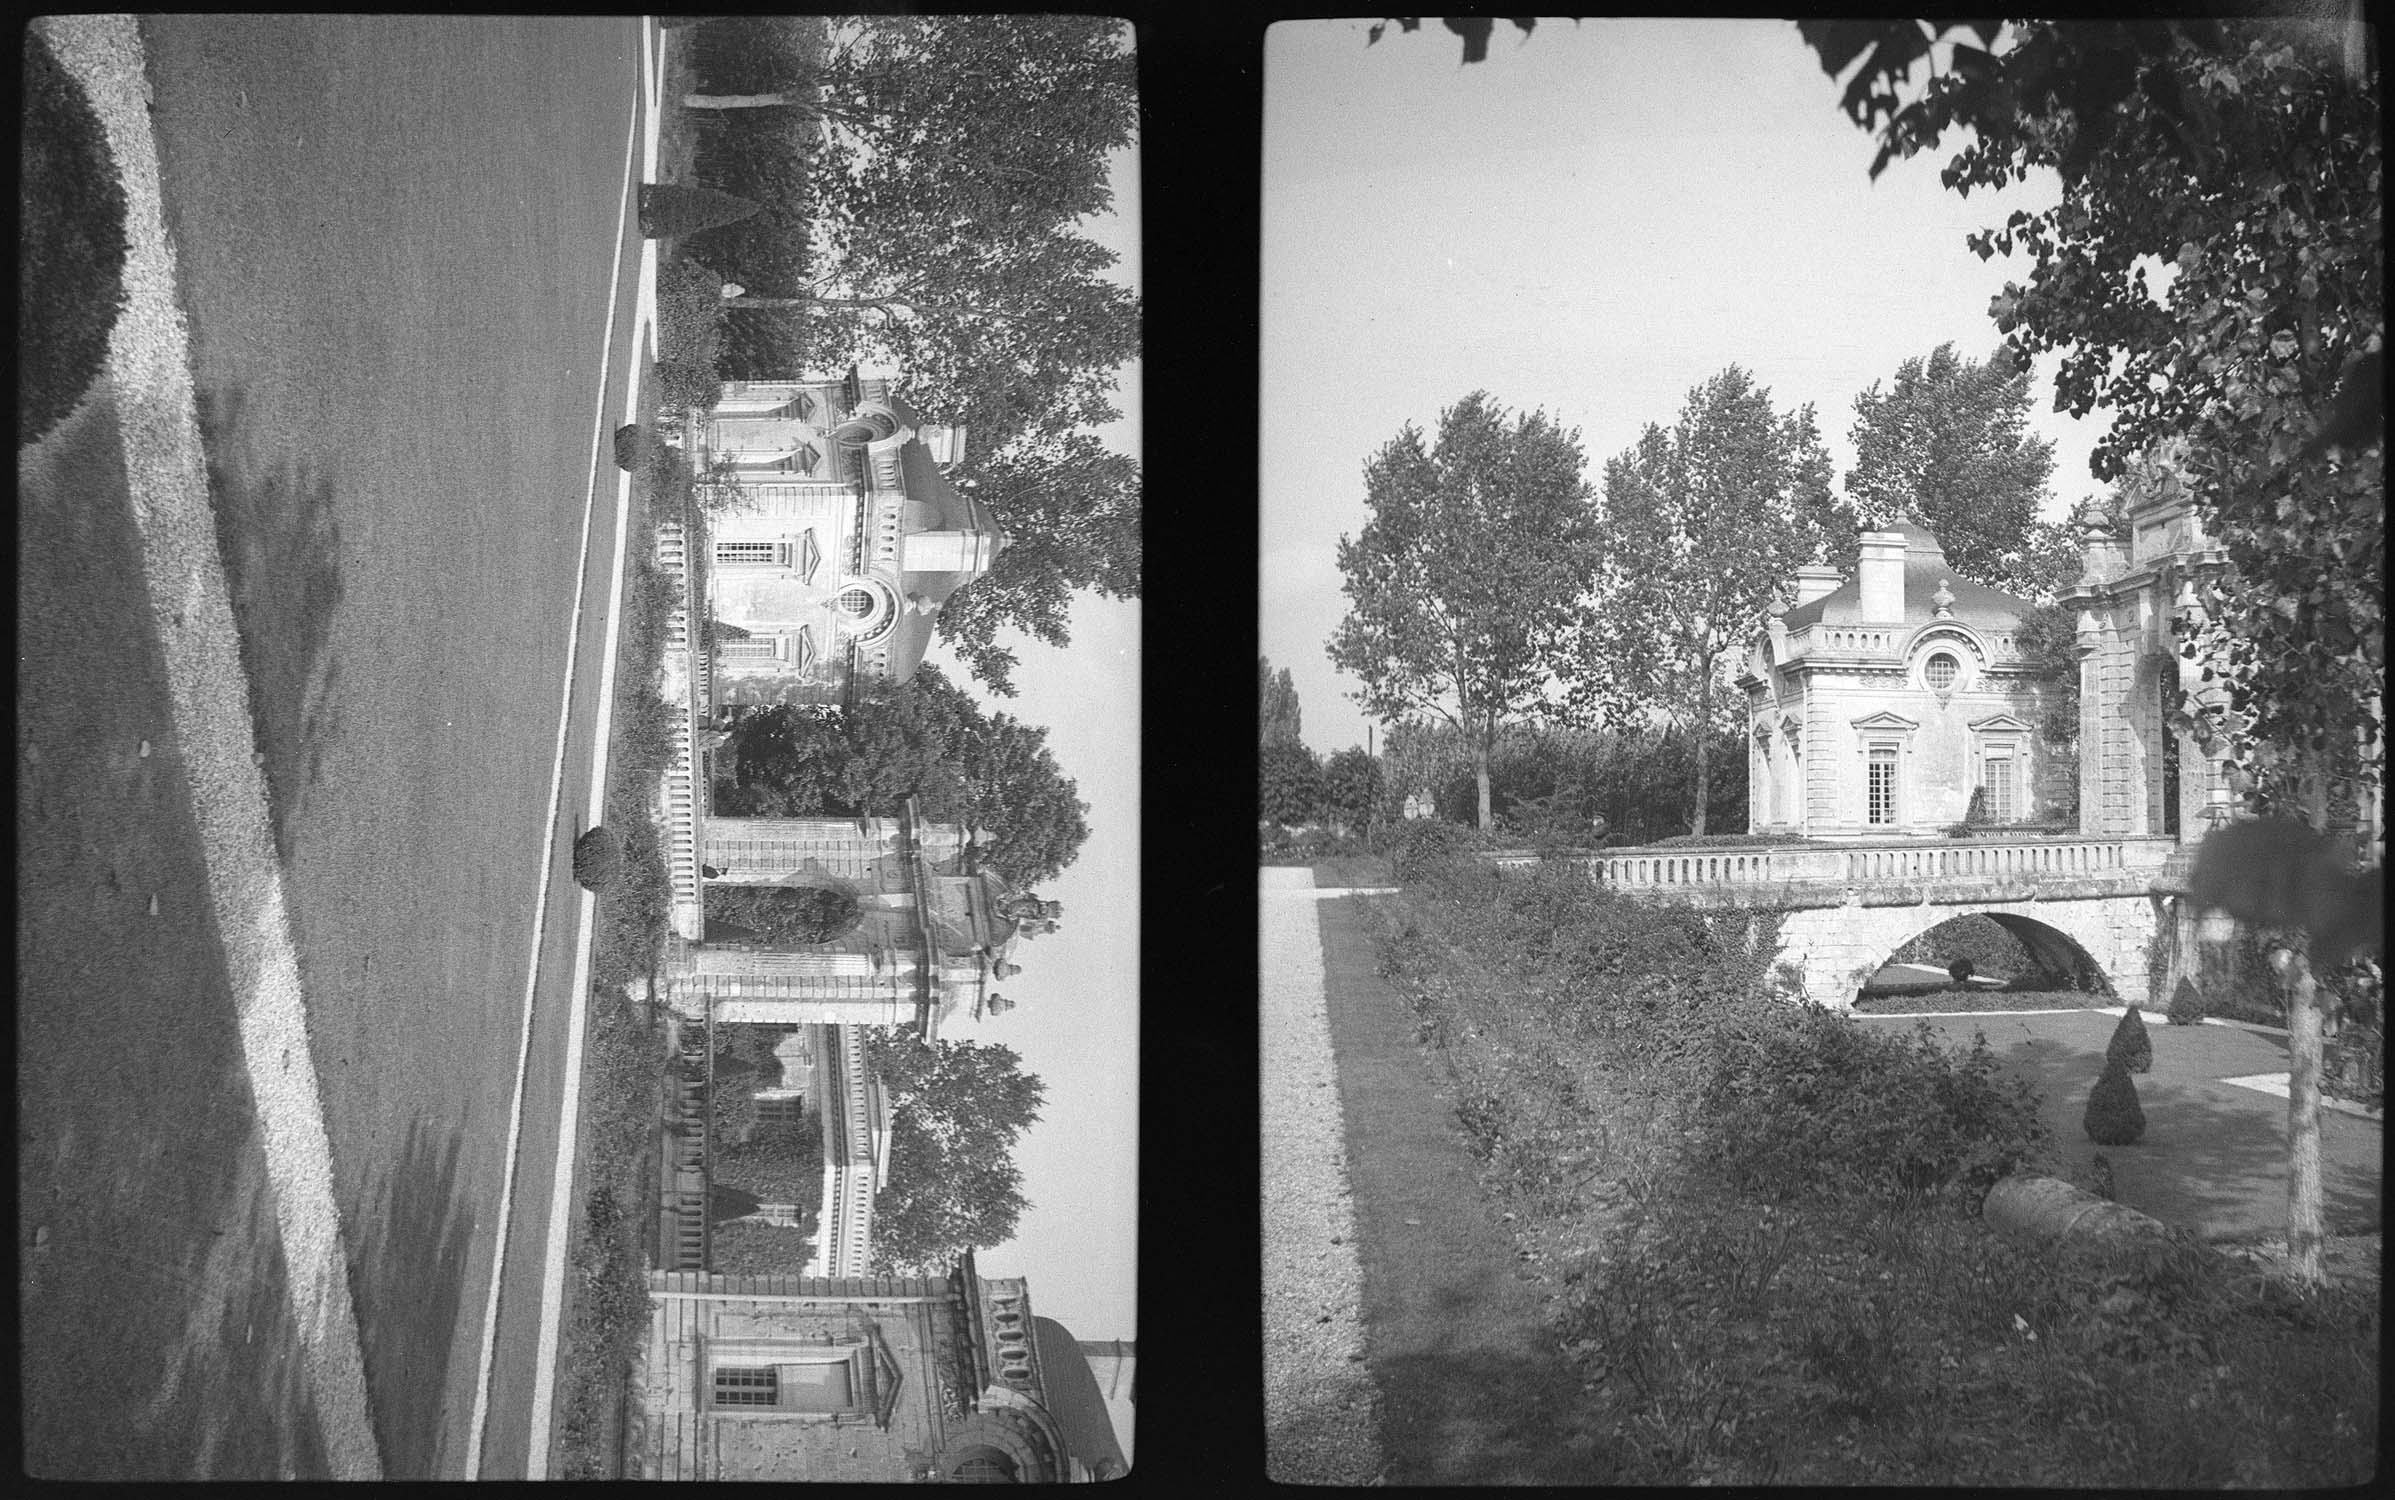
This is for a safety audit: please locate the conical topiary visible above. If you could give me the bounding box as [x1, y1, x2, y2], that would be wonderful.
[2106, 1004, 2154, 1074]
[613, 423, 652, 472]
[572, 826, 624, 893]
[637, 183, 764, 239]
[2166, 976, 2206, 1027]
[2084, 1058, 2147, 1146]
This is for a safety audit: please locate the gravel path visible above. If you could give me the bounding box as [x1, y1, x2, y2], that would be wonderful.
[1260, 867, 1385, 1485]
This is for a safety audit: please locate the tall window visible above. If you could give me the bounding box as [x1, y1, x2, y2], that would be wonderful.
[1867, 747, 1898, 826]
[1981, 753, 2015, 822]
[717, 540, 781, 567]
[2159, 675, 2181, 835]
[714, 1367, 778, 1407]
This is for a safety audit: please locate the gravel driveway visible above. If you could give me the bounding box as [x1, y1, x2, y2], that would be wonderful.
[1261, 867, 1385, 1484]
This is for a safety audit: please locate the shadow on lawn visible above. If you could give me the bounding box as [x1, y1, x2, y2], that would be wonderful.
[1865, 1011, 2383, 1240]
[344, 1115, 475, 1481]
[194, 383, 345, 863]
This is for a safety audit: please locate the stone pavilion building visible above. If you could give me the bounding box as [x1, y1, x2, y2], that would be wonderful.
[1738, 522, 2059, 837]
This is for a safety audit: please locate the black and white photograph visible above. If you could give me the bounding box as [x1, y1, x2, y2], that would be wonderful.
[1262, 16, 2380, 1486]
[21, 14, 1134, 1480]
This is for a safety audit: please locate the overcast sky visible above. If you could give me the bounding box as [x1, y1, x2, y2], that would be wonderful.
[1263, 17, 2113, 759]
[925, 111, 1140, 1453]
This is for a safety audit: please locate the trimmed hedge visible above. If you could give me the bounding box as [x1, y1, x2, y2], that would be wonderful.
[2106, 1004, 2154, 1074]
[573, 826, 625, 892]
[2084, 1059, 2147, 1145]
[613, 422, 652, 472]
[2166, 976, 2206, 1026]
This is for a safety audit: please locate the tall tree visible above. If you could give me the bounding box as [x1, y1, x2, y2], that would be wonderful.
[690, 17, 1140, 457]
[1567, 367, 1840, 835]
[1800, 13, 2382, 1288]
[1843, 342, 2061, 594]
[933, 433, 1141, 699]
[861, 1031, 1046, 1274]
[901, 667, 1092, 887]
[1260, 657, 1305, 746]
[1328, 391, 1602, 832]
[717, 231, 1139, 455]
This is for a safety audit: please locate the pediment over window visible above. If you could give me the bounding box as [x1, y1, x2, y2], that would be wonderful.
[1968, 711, 2034, 735]
[1850, 710, 1920, 734]
[794, 530, 821, 584]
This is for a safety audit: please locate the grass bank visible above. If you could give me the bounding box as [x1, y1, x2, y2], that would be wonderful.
[1354, 844, 2379, 1485]
[545, 343, 689, 1479]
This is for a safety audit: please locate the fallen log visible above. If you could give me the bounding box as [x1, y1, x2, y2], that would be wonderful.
[1981, 1173, 2181, 1257]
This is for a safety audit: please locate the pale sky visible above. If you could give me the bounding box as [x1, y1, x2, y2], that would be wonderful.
[924, 119, 1139, 1456]
[1263, 17, 2114, 759]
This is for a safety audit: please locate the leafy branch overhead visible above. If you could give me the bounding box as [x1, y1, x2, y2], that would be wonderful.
[1367, 17, 1560, 66]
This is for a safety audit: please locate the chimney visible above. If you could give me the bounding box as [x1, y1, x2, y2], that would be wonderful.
[1792, 565, 1842, 609]
[901, 529, 997, 574]
[1857, 531, 1907, 620]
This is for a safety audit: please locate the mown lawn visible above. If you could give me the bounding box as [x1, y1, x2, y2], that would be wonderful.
[1355, 853, 2379, 1486]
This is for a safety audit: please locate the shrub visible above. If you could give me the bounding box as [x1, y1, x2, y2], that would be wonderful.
[21, 28, 131, 448]
[573, 826, 624, 892]
[2106, 1004, 2154, 1074]
[654, 358, 722, 417]
[614, 690, 685, 773]
[1693, 1007, 2053, 1207]
[1391, 818, 1489, 885]
[613, 422, 652, 472]
[638, 182, 766, 238]
[2084, 1058, 2147, 1145]
[2166, 975, 2206, 1026]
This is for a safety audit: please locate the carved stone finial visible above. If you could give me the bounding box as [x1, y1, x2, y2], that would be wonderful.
[1932, 578, 1956, 618]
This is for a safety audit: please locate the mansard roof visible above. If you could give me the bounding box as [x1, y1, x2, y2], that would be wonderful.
[1779, 523, 2034, 633]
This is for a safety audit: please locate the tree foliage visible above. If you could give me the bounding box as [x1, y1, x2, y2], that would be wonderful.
[1567, 366, 1840, 835]
[932, 433, 1140, 698]
[1365, 16, 1552, 65]
[1800, 18, 2383, 816]
[696, 16, 1140, 459]
[1802, 13, 2382, 1292]
[1328, 391, 1602, 831]
[860, 1031, 1046, 1274]
[1320, 746, 1385, 836]
[1260, 657, 1305, 747]
[1842, 342, 2072, 596]
[716, 666, 1089, 886]
[1259, 739, 1325, 828]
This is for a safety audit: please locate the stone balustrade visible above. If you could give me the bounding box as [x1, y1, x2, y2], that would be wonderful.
[1493, 835, 2179, 902]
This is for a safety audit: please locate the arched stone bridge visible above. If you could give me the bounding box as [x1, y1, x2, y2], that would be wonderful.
[1495, 836, 2185, 1006]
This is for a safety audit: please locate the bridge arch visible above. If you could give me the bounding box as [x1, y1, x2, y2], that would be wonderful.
[1773, 895, 2154, 1010]
[1859, 910, 2116, 1004]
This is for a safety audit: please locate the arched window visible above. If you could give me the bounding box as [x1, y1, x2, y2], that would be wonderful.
[947, 1446, 1020, 1483]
